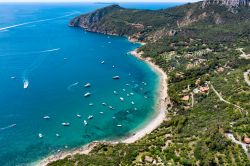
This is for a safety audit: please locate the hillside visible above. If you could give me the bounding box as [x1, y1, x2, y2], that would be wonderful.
[50, 1, 250, 165]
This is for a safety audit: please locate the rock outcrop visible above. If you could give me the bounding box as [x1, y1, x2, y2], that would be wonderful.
[202, 0, 250, 12]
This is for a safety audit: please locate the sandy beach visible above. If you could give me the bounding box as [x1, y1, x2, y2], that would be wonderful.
[37, 47, 170, 166]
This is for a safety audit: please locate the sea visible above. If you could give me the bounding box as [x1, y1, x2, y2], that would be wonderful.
[0, 2, 183, 165]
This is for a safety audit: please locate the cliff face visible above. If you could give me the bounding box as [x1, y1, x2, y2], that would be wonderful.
[69, 5, 122, 35]
[202, 0, 250, 12]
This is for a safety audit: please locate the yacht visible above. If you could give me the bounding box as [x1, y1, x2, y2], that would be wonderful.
[62, 122, 70, 126]
[38, 133, 43, 138]
[88, 115, 93, 119]
[112, 76, 120, 79]
[43, 116, 50, 119]
[84, 83, 91, 88]
[84, 92, 91, 97]
[84, 120, 87, 126]
[23, 80, 29, 89]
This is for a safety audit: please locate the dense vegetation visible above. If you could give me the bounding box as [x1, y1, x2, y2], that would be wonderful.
[50, 1, 250, 165]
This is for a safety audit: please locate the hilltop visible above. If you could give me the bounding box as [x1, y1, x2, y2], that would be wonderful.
[49, 1, 250, 165]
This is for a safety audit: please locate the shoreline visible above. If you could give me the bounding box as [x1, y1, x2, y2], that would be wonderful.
[37, 43, 170, 166]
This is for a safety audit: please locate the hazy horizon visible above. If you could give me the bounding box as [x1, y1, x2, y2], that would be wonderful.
[0, 0, 200, 3]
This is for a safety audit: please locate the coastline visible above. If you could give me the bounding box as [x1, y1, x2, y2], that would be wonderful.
[37, 43, 170, 166]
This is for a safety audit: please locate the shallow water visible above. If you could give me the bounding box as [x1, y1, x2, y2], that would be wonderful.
[0, 3, 181, 165]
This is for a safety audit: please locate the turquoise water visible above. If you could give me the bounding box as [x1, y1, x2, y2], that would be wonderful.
[0, 3, 180, 165]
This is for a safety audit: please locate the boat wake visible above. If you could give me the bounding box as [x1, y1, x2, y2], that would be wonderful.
[0, 12, 78, 31]
[40, 48, 61, 53]
[67, 82, 79, 91]
[0, 29, 8, 33]
[0, 124, 16, 131]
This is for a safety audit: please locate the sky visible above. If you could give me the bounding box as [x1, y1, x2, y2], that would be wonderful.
[0, 0, 200, 3]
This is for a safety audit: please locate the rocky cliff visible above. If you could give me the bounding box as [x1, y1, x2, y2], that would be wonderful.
[202, 0, 250, 12]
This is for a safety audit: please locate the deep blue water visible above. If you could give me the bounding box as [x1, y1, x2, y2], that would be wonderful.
[0, 3, 181, 166]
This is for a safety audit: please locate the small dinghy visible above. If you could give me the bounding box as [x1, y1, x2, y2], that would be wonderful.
[131, 101, 135, 105]
[99, 112, 104, 114]
[113, 91, 118, 95]
[102, 102, 107, 106]
[89, 103, 94, 106]
[76, 114, 81, 118]
[56, 133, 60, 137]
[117, 124, 122, 127]
[120, 97, 124, 102]
[101, 61, 105, 64]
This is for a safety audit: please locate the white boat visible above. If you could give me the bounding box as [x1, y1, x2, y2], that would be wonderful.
[101, 61, 105, 64]
[63, 57, 67, 60]
[62, 122, 70, 126]
[112, 65, 115, 68]
[117, 124, 122, 127]
[84, 92, 91, 97]
[88, 115, 93, 119]
[125, 84, 130, 86]
[43, 116, 50, 119]
[131, 101, 135, 105]
[112, 76, 120, 79]
[134, 108, 138, 111]
[38, 133, 43, 138]
[76, 114, 81, 118]
[102, 102, 107, 106]
[84, 120, 87, 126]
[109, 106, 114, 110]
[23, 80, 29, 89]
[10, 76, 15, 79]
[130, 92, 134, 95]
[120, 97, 124, 101]
[99, 112, 104, 114]
[122, 89, 126, 92]
[56, 133, 60, 137]
[144, 96, 148, 99]
[127, 94, 130, 97]
[112, 116, 116, 119]
[113, 91, 118, 95]
[89, 103, 94, 106]
[84, 83, 91, 88]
